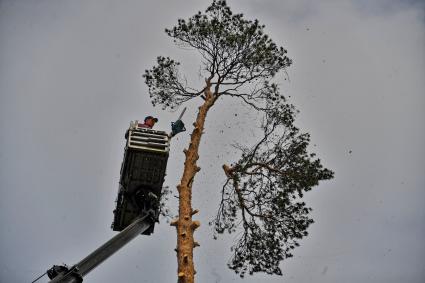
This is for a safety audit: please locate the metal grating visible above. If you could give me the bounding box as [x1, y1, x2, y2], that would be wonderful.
[127, 124, 170, 153]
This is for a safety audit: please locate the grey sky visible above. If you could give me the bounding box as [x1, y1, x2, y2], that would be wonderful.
[1, 1, 424, 282]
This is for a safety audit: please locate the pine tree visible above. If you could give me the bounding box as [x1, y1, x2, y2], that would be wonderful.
[143, 1, 334, 282]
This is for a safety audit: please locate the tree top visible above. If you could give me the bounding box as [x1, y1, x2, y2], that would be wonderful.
[144, 0, 291, 110]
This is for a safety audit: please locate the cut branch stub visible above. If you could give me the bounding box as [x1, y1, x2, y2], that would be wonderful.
[191, 221, 201, 230]
[170, 218, 179, 227]
[222, 164, 234, 178]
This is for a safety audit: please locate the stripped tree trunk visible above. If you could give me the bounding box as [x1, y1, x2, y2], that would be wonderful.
[171, 80, 217, 283]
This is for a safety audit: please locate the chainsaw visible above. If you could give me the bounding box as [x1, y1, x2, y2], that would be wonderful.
[171, 107, 187, 137]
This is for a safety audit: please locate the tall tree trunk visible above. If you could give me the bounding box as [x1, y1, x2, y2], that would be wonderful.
[171, 80, 217, 283]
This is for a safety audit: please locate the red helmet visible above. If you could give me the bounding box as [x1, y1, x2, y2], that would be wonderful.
[144, 116, 158, 122]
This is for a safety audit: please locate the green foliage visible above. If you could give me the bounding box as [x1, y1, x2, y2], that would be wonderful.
[165, 0, 291, 82]
[143, 0, 291, 110]
[143, 56, 187, 110]
[211, 103, 334, 277]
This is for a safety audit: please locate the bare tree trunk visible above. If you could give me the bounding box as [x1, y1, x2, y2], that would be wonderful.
[171, 80, 217, 283]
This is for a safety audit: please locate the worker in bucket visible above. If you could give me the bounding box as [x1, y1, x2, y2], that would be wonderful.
[139, 116, 158, 129]
[125, 116, 158, 139]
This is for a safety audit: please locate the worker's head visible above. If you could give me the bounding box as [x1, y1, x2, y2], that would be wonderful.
[144, 116, 158, 128]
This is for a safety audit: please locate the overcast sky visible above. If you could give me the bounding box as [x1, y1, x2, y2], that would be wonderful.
[1, 1, 424, 282]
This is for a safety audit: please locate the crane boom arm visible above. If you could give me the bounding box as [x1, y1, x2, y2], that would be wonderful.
[48, 215, 151, 283]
